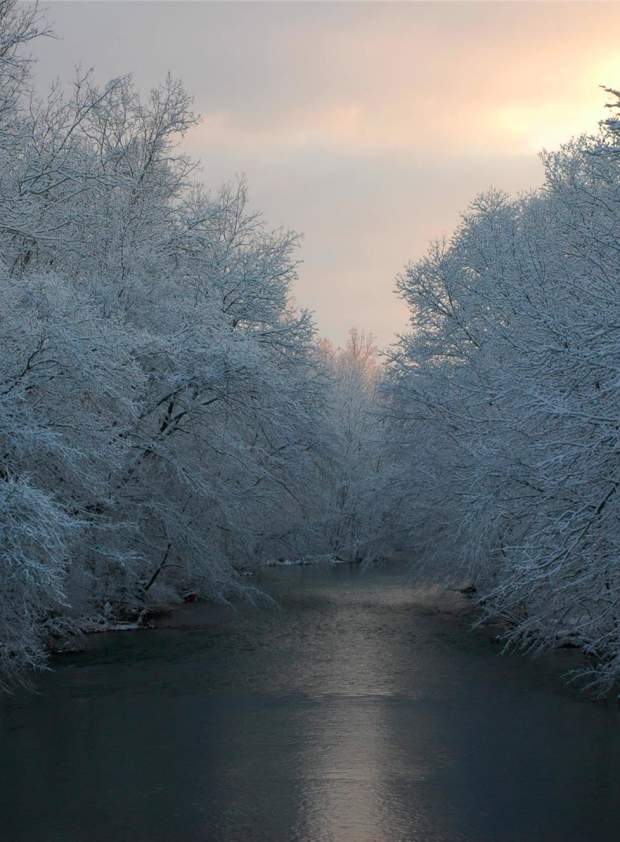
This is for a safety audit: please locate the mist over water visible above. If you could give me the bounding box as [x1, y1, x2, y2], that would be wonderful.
[2, 563, 619, 842]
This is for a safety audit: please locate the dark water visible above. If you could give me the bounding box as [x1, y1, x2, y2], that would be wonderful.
[1, 563, 620, 842]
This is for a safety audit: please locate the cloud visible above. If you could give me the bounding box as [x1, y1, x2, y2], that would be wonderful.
[35, 1, 620, 344]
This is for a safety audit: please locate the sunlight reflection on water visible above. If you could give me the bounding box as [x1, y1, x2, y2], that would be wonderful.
[1, 563, 620, 842]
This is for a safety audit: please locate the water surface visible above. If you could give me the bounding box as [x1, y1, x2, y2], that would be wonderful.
[1, 562, 619, 841]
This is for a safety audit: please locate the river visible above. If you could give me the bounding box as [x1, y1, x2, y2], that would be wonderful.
[1, 561, 619, 841]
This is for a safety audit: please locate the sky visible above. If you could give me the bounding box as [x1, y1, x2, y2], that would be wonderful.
[34, 2, 620, 347]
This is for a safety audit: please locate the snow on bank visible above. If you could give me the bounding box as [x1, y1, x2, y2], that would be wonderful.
[263, 554, 362, 568]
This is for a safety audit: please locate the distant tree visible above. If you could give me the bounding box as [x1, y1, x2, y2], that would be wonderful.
[315, 329, 396, 562]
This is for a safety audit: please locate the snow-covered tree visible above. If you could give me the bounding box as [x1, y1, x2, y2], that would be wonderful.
[385, 91, 620, 691]
[0, 2, 336, 684]
[317, 329, 391, 562]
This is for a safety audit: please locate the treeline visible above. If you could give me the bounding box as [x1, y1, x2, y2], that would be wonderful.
[0, 3, 391, 685]
[8, 0, 620, 696]
[384, 89, 620, 692]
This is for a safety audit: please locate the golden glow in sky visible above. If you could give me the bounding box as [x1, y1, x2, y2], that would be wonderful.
[36, 2, 620, 345]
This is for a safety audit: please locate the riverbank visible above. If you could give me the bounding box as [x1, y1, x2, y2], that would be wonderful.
[47, 555, 617, 704]
[51, 555, 367, 651]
